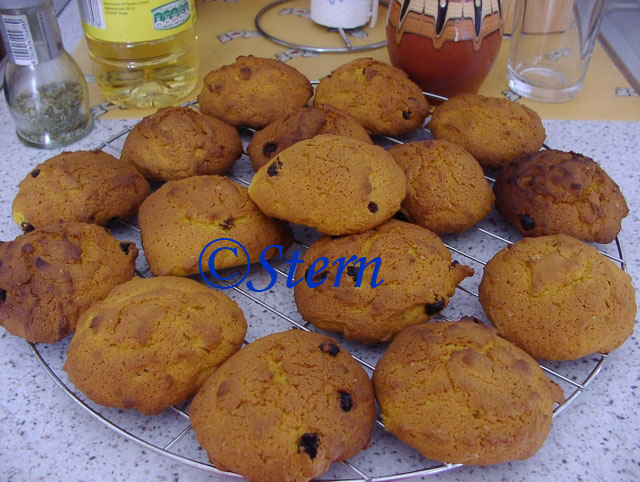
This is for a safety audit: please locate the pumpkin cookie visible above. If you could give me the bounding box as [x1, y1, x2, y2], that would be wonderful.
[247, 105, 372, 171]
[248, 135, 406, 236]
[479, 234, 636, 360]
[373, 319, 565, 465]
[428, 93, 546, 168]
[314, 58, 430, 135]
[493, 150, 628, 244]
[294, 220, 474, 343]
[0, 223, 137, 343]
[138, 175, 292, 277]
[12, 150, 149, 231]
[389, 140, 494, 234]
[198, 56, 313, 128]
[190, 329, 375, 482]
[120, 106, 242, 181]
[64, 276, 247, 415]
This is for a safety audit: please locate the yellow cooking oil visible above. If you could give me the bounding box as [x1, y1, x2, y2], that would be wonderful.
[78, 0, 199, 109]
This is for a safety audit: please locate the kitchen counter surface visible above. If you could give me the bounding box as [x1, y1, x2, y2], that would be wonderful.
[1, 3, 639, 482]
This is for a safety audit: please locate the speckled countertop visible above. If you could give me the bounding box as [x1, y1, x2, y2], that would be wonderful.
[1, 3, 639, 482]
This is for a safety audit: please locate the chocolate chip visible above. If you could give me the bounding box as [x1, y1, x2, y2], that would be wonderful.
[239, 67, 251, 80]
[89, 215, 96, 222]
[0, 289, 6, 304]
[262, 142, 278, 156]
[119, 243, 131, 255]
[220, 217, 234, 230]
[346, 266, 359, 283]
[20, 222, 34, 233]
[312, 270, 329, 282]
[402, 110, 412, 120]
[319, 342, 340, 357]
[425, 299, 445, 315]
[520, 214, 536, 231]
[339, 391, 352, 412]
[267, 159, 283, 177]
[298, 433, 319, 459]
[30, 169, 40, 178]
[304, 268, 309, 279]
[451, 260, 460, 266]
[35, 257, 48, 269]
[367, 202, 378, 213]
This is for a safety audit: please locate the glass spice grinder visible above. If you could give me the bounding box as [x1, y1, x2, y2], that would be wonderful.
[0, 0, 92, 148]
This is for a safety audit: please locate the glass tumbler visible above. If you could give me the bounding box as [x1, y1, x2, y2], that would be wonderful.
[507, 0, 606, 102]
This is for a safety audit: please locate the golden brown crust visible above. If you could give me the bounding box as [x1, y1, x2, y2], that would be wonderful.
[314, 58, 430, 135]
[294, 220, 473, 343]
[428, 93, 546, 168]
[138, 175, 292, 277]
[12, 150, 150, 231]
[189, 330, 375, 482]
[247, 105, 372, 171]
[248, 135, 406, 236]
[120, 106, 243, 181]
[198, 56, 313, 128]
[479, 234, 636, 360]
[64, 276, 247, 415]
[373, 319, 565, 465]
[493, 150, 629, 244]
[389, 140, 494, 234]
[0, 223, 137, 343]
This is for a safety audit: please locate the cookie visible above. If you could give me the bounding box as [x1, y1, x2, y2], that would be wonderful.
[248, 135, 406, 236]
[294, 219, 474, 343]
[389, 140, 494, 234]
[138, 175, 292, 277]
[198, 56, 313, 128]
[428, 93, 546, 168]
[120, 106, 243, 181]
[64, 276, 247, 415]
[0, 223, 138, 343]
[314, 58, 430, 135]
[493, 150, 628, 244]
[190, 329, 375, 482]
[479, 234, 636, 360]
[247, 105, 372, 171]
[373, 319, 565, 465]
[12, 150, 150, 231]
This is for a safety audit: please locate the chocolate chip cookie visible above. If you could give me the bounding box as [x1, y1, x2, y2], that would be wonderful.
[12, 150, 149, 231]
[65, 276, 247, 415]
[190, 329, 375, 482]
[374, 319, 565, 464]
[120, 106, 243, 181]
[247, 105, 372, 171]
[493, 150, 628, 244]
[0, 223, 138, 343]
[479, 234, 636, 360]
[198, 56, 313, 128]
[294, 219, 474, 343]
[314, 57, 430, 135]
[248, 135, 406, 236]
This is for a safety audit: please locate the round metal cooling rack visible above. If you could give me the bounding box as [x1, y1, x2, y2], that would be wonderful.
[27, 91, 627, 481]
[255, 0, 389, 53]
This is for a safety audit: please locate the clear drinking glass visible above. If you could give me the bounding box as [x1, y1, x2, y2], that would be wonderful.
[507, 0, 606, 102]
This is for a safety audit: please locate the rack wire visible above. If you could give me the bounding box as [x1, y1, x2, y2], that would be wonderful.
[27, 93, 625, 481]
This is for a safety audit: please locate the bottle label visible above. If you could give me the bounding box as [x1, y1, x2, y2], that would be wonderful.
[0, 14, 38, 65]
[78, 0, 196, 43]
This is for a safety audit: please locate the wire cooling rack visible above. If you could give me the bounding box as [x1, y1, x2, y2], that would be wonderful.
[26, 94, 627, 481]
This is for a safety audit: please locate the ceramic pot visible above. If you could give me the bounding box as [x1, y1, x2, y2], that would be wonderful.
[387, 0, 503, 98]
